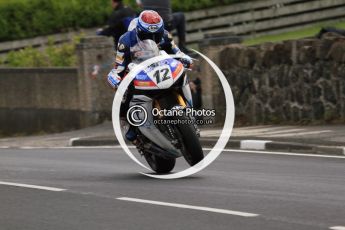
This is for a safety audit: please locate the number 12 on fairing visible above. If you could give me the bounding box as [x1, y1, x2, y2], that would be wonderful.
[153, 67, 172, 83]
[153, 68, 169, 83]
[147, 65, 174, 88]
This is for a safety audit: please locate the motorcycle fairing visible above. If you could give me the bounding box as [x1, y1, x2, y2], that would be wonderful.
[133, 58, 184, 90]
[130, 95, 182, 158]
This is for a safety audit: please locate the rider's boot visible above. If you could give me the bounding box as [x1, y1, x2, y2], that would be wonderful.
[125, 125, 137, 142]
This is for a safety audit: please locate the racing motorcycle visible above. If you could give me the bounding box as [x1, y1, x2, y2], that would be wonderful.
[124, 40, 204, 173]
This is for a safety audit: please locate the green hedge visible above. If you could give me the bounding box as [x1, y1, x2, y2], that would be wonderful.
[4, 36, 80, 67]
[0, 0, 110, 42]
[0, 0, 245, 42]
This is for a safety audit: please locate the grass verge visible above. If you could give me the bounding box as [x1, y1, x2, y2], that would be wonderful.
[243, 21, 345, 46]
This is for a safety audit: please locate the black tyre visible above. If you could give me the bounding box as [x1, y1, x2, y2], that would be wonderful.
[175, 116, 204, 166]
[144, 153, 176, 174]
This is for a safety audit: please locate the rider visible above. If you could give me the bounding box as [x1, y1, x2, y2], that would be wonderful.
[136, 0, 189, 53]
[107, 10, 193, 142]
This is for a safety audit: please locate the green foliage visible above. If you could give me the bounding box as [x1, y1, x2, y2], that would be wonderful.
[243, 21, 345, 46]
[6, 47, 48, 67]
[5, 36, 80, 67]
[0, 0, 110, 42]
[0, 0, 247, 42]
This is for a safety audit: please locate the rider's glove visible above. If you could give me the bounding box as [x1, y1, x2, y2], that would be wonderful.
[180, 55, 193, 69]
[107, 69, 122, 89]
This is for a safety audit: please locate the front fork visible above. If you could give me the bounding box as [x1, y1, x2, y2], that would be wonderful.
[175, 92, 200, 137]
[181, 83, 201, 137]
[154, 84, 200, 139]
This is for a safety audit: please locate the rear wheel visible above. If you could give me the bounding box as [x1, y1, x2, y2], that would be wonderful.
[175, 116, 204, 166]
[144, 152, 176, 174]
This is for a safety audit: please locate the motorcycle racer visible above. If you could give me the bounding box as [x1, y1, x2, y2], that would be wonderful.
[107, 10, 194, 141]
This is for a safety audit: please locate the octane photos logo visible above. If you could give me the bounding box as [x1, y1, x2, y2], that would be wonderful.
[112, 51, 235, 179]
[127, 106, 216, 127]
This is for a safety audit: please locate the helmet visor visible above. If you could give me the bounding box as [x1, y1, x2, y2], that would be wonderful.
[137, 30, 164, 44]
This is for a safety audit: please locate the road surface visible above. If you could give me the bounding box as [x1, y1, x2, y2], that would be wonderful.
[0, 147, 344, 230]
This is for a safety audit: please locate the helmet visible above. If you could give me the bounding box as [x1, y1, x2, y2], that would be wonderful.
[136, 10, 164, 44]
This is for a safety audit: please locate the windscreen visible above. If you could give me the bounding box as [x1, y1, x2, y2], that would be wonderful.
[130, 39, 160, 64]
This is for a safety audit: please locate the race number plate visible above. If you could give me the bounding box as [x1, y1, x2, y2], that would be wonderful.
[147, 65, 174, 89]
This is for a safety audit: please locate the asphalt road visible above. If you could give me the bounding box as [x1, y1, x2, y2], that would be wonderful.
[0, 147, 344, 230]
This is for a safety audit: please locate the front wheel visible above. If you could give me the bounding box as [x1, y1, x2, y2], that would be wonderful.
[144, 152, 176, 174]
[175, 116, 204, 166]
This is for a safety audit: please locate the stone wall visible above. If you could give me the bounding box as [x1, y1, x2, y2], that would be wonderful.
[76, 36, 115, 127]
[200, 33, 345, 125]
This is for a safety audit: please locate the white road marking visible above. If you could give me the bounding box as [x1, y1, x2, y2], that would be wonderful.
[14, 146, 120, 149]
[20, 146, 48, 149]
[4, 145, 345, 159]
[240, 140, 271, 150]
[0, 181, 66, 192]
[117, 197, 259, 217]
[202, 148, 345, 159]
[330, 226, 345, 230]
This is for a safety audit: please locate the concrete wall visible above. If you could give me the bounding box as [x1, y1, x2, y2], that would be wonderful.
[200, 33, 345, 125]
[0, 36, 115, 135]
[0, 68, 80, 135]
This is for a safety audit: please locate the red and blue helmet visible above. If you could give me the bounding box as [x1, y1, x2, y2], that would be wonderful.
[136, 10, 165, 44]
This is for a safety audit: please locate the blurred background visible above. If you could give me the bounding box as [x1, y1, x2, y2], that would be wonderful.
[1, 0, 345, 137]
